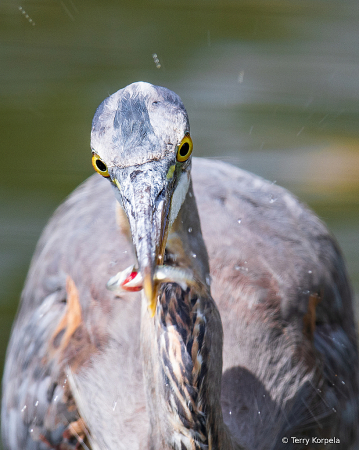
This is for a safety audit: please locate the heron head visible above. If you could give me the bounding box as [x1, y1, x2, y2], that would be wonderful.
[90, 82, 193, 316]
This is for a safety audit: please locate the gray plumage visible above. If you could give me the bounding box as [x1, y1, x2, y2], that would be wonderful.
[2, 82, 359, 450]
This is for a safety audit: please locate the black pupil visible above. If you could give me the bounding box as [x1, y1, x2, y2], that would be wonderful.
[179, 142, 190, 157]
[96, 159, 107, 172]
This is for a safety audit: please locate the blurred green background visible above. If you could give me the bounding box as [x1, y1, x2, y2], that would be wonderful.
[1, 0, 359, 446]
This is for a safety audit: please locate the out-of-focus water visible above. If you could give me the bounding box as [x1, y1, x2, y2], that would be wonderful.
[0, 0, 358, 445]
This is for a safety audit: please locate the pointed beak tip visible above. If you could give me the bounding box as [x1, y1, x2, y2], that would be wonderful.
[143, 273, 157, 317]
[148, 300, 157, 318]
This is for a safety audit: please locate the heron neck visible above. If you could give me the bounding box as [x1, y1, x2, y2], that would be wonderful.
[140, 184, 241, 450]
[165, 181, 210, 286]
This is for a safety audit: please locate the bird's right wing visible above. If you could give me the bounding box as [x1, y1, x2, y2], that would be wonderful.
[1, 274, 90, 449]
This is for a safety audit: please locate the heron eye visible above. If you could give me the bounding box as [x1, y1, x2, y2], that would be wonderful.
[92, 154, 110, 178]
[176, 134, 193, 162]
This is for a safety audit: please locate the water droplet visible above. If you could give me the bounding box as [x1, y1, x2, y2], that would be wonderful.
[269, 195, 277, 204]
[258, 411, 261, 415]
[297, 126, 305, 136]
[152, 53, 161, 69]
[205, 275, 211, 286]
[35, 401, 39, 407]
[263, 394, 266, 398]
[21, 405, 27, 413]
[30, 428, 34, 433]
[123, 250, 127, 254]
[18, 5, 35, 25]
[235, 265, 240, 271]
[192, 253, 197, 258]
[112, 400, 118, 411]
[308, 270, 312, 274]
[229, 411, 232, 415]
[341, 381, 345, 385]
[53, 395, 58, 403]
[332, 407, 337, 413]
[237, 219, 241, 224]
[188, 227, 192, 233]
[189, 192, 193, 197]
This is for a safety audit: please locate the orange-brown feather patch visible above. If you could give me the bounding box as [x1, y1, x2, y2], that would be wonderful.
[303, 292, 321, 341]
[51, 276, 82, 352]
[63, 417, 88, 441]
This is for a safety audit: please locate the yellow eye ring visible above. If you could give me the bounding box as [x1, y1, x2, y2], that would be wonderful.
[92, 153, 110, 178]
[176, 134, 193, 162]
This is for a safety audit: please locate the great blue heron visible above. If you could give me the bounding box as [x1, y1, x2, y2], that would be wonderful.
[2, 82, 359, 450]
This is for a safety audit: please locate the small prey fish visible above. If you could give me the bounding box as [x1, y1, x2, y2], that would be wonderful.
[106, 264, 195, 293]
